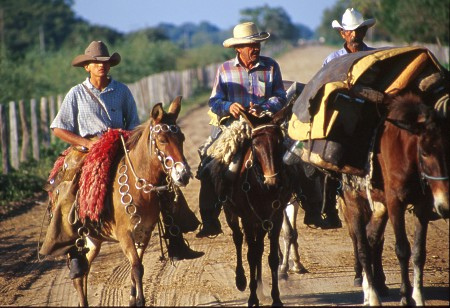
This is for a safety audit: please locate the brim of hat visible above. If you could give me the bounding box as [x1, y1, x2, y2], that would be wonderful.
[71, 52, 121, 67]
[332, 18, 376, 30]
[223, 33, 270, 48]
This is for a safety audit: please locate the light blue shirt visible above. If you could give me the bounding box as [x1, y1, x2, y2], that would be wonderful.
[323, 43, 375, 66]
[51, 77, 140, 137]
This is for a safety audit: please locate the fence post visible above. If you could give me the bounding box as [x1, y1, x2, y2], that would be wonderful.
[0, 104, 10, 174]
[40, 96, 50, 149]
[30, 98, 40, 161]
[8, 101, 19, 170]
[18, 100, 30, 163]
[49, 96, 56, 143]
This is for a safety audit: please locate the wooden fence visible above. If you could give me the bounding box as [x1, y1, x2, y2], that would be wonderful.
[0, 63, 219, 174]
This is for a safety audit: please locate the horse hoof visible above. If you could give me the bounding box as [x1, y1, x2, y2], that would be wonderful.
[354, 277, 363, 287]
[278, 271, 288, 280]
[272, 300, 283, 307]
[236, 275, 247, 292]
[376, 284, 390, 297]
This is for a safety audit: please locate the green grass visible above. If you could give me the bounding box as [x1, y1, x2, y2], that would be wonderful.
[0, 142, 67, 206]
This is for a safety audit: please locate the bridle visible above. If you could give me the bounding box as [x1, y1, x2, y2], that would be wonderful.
[117, 123, 187, 246]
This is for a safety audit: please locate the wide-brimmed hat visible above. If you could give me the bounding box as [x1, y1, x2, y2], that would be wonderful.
[71, 41, 121, 67]
[223, 22, 270, 48]
[332, 8, 376, 31]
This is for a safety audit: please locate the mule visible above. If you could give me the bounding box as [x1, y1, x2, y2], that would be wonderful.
[340, 92, 449, 305]
[217, 108, 292, 306]
[71, 96, 191, 306]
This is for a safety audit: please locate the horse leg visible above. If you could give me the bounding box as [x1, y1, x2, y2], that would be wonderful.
[411, 212, 429, 306]
[224, 208, 246, 291]
[366, 201, 389, 296]
[118, 233, 145, 307]
[279, 204, 293, 279]
[244, 225, 260, 307]
[268, 216, 283, 306]
[288, 201, 307, 274]
[342, 190, 380, 306]
[340, 195, 363, 287]
[388, 202, 413, 306]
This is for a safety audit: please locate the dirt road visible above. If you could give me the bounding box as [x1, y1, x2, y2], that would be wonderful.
[0, 45, 448, 306]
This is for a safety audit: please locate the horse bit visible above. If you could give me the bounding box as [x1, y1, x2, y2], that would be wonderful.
[117, 123, 184, 247]
[221, 124, 283, 234]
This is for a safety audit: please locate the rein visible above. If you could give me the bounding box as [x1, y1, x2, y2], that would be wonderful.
[117, 123, 184, 246]
[227, 124, 284, 233]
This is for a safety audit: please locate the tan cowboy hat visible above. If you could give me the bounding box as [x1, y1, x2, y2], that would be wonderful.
[332, 8, 376, 31]
[71, 41, 121, 67]
[223, 22, 270, 48]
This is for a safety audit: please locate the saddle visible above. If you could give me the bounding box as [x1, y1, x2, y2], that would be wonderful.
[288, 46, 448, 176]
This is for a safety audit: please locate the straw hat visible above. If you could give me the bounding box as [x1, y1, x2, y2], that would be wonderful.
[223, 22, 270, 48]
[71, 41, 121, 67]
[332, 8, 376, 31]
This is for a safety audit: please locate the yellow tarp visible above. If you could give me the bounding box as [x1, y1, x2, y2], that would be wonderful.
[288, 46, 445, 141]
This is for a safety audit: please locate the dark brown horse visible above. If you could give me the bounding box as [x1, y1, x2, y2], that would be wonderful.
[340, 92, 449, 305]
[219, 108, 292, 306]
[72, 97, 191, 306]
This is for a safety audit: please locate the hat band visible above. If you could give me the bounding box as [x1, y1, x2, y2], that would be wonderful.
[243, 31, 269, 39]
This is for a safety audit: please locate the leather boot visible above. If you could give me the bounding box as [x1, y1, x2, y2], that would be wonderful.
[68, 247, 89, 279]
[167, 235, 204, 261]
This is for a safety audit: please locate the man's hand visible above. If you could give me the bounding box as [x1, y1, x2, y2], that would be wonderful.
[229, 102, 245, 118]
[248, 102, 263, 116]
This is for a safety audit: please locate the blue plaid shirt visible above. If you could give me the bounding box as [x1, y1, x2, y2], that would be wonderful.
[51, 77, 140, 137]
[209, 56, 287, 118]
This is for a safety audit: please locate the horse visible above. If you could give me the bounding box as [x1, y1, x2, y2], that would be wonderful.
[216, 108, 292, 306]
[339, 92, 449, 305]
[71, 96, 191, 306]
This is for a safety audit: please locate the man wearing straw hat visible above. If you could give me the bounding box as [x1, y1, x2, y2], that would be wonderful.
[196, 22, 287, 238]
[41, 41, 203, 280]
[323, 8, 376, 66]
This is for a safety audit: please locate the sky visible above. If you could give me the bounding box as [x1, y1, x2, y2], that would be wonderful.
[72, 0, 338, 33]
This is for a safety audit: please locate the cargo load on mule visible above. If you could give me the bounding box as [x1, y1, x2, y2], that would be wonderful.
[288, 46, 448, 176]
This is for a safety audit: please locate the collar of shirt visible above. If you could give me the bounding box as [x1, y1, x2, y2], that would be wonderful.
[83, 77, 116, 94]
[233, 55, 266, 70]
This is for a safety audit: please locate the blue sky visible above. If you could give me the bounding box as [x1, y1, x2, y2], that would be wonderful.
[72, 0, 337, 33]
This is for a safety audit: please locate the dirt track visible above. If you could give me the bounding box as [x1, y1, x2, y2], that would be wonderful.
[0, 45, 448, 306]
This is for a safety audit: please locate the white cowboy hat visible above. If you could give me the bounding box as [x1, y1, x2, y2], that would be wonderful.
[223, 22, 270, 48]
[332, 8, 376, 31]
[72, 41, 121, 67]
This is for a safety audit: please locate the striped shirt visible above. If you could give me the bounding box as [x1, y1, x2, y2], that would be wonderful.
[51, 77, 140, 137]
[323, 43, 375, 66]
[209, 56, 287, 118]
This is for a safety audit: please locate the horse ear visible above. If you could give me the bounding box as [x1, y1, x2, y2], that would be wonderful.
[151, 103, 164, 123]
[168, 96, 182, 118]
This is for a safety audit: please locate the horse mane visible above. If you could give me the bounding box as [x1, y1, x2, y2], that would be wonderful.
[126, 118, 150, 150]
[386, 92, 430, 124]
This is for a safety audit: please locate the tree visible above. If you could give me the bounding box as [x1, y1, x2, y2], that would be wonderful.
[239, 5, 301, 43]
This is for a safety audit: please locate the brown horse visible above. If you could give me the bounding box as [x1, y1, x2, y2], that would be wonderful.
[340, 92, 449, 305]
[72, 96, 191, 306]
[218, 108, 292, 306]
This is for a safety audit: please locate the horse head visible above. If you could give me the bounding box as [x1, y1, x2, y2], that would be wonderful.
[240, 108, 287, 187]
[149, 96, 192, 187]
[387, 93, 449, 219]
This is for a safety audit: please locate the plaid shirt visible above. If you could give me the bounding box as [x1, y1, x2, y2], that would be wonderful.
[51, 77, 140, 137]
[209, 56, 287, 118]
